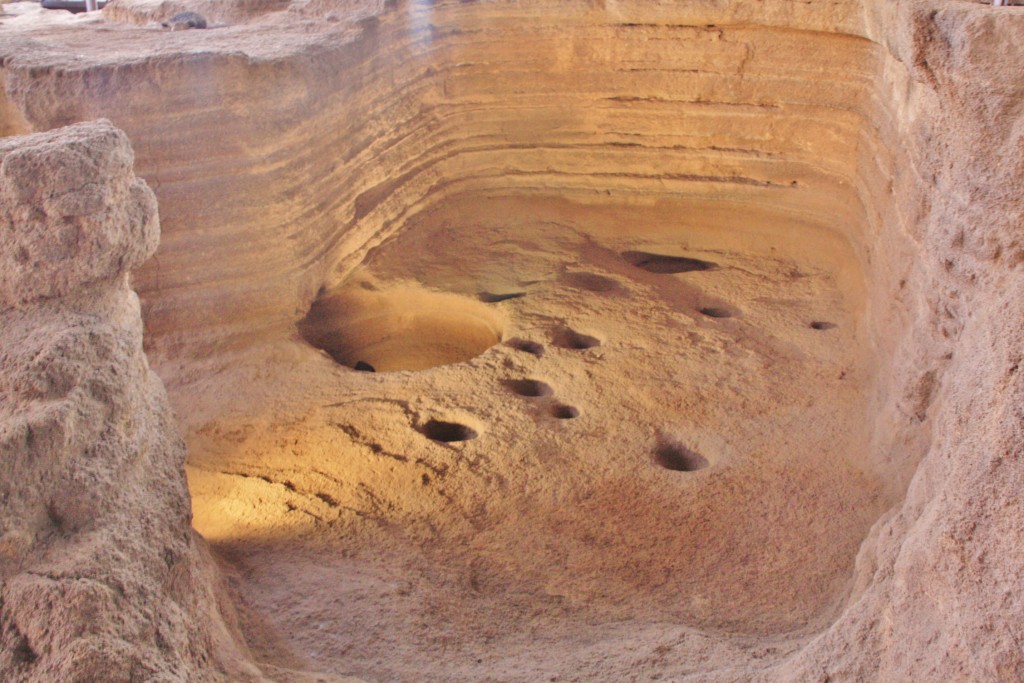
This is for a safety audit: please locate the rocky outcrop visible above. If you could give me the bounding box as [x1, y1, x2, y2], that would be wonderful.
[0, 121, 257, 682]
[772, 3, 1024, 679]
[0, 1, 1021, 680]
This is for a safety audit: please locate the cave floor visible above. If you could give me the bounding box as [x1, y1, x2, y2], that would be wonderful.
[181, 194, 887, 682]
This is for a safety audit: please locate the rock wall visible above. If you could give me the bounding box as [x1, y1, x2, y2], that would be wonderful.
[0, 0, 1021, 680]
[0, 121, 258, 682]
[773, 2, 1024, 679]
[1, 0, 879, 364]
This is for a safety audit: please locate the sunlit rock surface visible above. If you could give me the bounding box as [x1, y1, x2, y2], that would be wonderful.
[0, 1, 1021, 681]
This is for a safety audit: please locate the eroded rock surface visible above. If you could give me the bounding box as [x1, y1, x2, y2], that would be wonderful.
[0, 1, 1022, 681]
[0, 121, 258, 683]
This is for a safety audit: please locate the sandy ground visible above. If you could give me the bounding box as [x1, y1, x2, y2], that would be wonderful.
[182, 194, 888, 681]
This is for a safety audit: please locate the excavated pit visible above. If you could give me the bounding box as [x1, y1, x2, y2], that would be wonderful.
[3, 0, 1023, 680]
[297, 283, 504, 372]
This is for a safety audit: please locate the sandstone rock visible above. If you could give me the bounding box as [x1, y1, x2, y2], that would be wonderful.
[0, 1, 1021, 681]
[0, 122, 258, 683]
[0, 121, 158, 310]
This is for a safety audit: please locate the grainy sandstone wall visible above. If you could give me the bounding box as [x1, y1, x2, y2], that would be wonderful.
[0, 121, 259, 682]
[773, 3, 1024, 678]
[0, 0, 1021, 680]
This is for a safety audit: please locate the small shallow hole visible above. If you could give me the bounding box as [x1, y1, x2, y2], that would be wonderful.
[353, 360, 376, 372]
[506, 338, 545, 357]
[561, 272, 620, 293]
[553, 328, 600, 350]
[479, 291, 526, 303]
[811, 321, 838, 330]
[699, 307, 734, 319]
[315, 492, 340, 507]
[503, 379, 553, 398]
[550, 404, 580, 419]
[419, 419, 477, 443]
[622, 250, 718, 274]
[654, 443, 709, 472]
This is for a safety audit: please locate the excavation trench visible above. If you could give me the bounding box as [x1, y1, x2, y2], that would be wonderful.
[0, 1, 929, 680]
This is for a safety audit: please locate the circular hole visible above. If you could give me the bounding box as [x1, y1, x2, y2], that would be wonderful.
[505, 338, 545, 357]
[699, 306, 734, 319]
[621, 250, 718, 274]
[553, 328, 600, 350]
[550, 404, 580, 420]
[810, 321, 838, 330]
[419, 420, 477, 443]
[298, 285, 503, 372]
[654, 443, 709, 472]
[503, 379, 553, 398]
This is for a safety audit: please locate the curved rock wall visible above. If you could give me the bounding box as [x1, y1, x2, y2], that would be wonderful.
[2, 0, 879, 363]
[0, 0, 1021, 680]
[0, 121, 258, 682]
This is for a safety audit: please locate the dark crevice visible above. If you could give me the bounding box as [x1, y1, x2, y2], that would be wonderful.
[479, 291, 526, 303]
[622, 250, 718, 274]
[506, 338, 545, 357]
[550, 404, 580, 420]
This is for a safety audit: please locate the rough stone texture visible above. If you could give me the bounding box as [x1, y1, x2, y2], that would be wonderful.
[0, 1, 1021, 681]
[0, 122, 158, 308]
[0, 121, 259, 682]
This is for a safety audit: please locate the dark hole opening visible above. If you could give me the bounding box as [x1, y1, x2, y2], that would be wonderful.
[479, 291, 527, 303]
[550, 404, 580, 419]
[506, 338, 545, 357]
[699, 307, 734, 319]
[654, 443, 709, 472]
[553, 328, 600, 350]
[420, 419, 477, 442]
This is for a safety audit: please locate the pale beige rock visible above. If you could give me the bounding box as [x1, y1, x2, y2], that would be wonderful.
[0, 1, 1022, 682]
[0, 121, 259, 683]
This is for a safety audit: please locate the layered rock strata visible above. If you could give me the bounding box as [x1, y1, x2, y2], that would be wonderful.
[0, 0, 1021, 681]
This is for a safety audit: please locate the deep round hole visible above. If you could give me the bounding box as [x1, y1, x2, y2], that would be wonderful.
[699, 306, 735, 319]
[298, 285, 503, 372]
[810, 321, 838, 330]
[654, 443, 709, 472]
[419, 420, 477, 443]
[503, 379, 553, 398]
[505, 338, 545, 357]
[550, 404, 580, 419]
[553, 328, 600, 350]
[479, 291, 526, 303]
[621, 250, 718, 274]
[561, 272, 620, 293]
